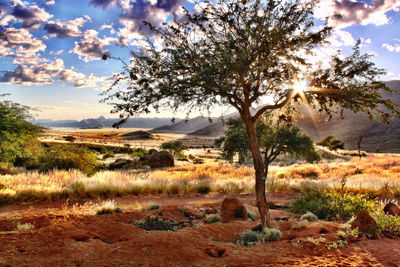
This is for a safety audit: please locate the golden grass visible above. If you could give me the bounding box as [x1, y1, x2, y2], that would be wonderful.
[0, 153, 399, 205]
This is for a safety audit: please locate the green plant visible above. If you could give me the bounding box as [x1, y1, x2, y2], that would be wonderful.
[372, 209, 400, 236]
[290, 190, 375, 220]
[299, 211, 318, 222]
[237, 227, 282, 247]
[102, 151, 115, 160]
[132, 216, 176, 231]
[317, 136, 344, 151]
[145, 203, 161, 211]
[96, 200, 123, 215]
[248, 211, 257, 221]
[160, 141, 185, 157]
[15, 222, 35, 232]
[205, 214, 221, 224]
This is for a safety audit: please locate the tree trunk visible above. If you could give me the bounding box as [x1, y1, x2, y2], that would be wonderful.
[241, 111, 272, 227]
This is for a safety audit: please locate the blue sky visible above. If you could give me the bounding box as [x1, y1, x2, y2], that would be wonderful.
[1, 0, 400, 120]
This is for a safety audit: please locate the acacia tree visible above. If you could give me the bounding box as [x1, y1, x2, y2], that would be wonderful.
[102, 0, 400, 227]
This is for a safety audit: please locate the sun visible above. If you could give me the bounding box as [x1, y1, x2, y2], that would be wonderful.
[293, 80, 307, 95]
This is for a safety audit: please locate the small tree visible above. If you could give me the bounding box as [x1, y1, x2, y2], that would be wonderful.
[102, 0, 400, 226]
[216, 113, 320, 169]
[214, 118, 250, 163]
[160, 140, 185, 157]
[317, 135, 344, 151]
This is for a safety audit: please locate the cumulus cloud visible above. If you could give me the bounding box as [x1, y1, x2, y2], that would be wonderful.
[0, 27, 46, 57]
[44, 15, 91, 38]
[9, 1, 52, 29]
[45, 0, 55, 5]
[89, 0, 116, 9]
[382, 40, 400, 52]
[90, 0, 187, 45]
[70, 29, 117, 62]
[316, 0, 400, 29]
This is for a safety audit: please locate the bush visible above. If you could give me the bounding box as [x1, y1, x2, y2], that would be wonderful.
[300, 211, 318, 222]
[160, 141, 185, 157]
[130, 148, 148, 158]
[248, 211, 257, 221]
[290, 190, 375, 220]
[96, 200, 123, 215]
[372, 209, 400, 236]
[317, 135, 344, 151]
[15, 222, 35, 232]
[102, 151, 115, 160]
[237, 227, 282, 247]
[145, 203, 161, 210]
[39, 144, 100, 176]
[0, 162, 16, 175]
[132, 216, 176, 231]
[205, 214, 221, 224]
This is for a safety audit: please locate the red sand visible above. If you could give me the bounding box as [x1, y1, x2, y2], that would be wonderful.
[0, 193, 399, 266]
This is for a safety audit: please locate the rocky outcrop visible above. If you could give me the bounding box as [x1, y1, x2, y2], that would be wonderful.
[351, 211, 378, 234]
[220, 197, 247, 223]
[148, 150, 174, 169]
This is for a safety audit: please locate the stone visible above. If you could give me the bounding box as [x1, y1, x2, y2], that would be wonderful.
[351, 211, 378, 234]
[220, 197, 247, 223]
[383, 202, 400, 217]
[148, 150, 174, 168]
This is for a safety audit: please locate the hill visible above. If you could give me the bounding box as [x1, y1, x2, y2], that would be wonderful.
[150, 116, 217, 134]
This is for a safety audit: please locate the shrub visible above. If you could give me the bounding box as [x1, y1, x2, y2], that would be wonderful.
[132, 216, 176, 231]
[145, 203, 161, 210]
[194, 181, 211, 194]
[248, 210, 257, 221]
[317, 135, 344, 151]
[237, 228, 282, 247]
[290, 190, 375, 220]
[39, 144, 100, 176]
[205, 214, 221, 224]
[0, 162, 16, 175]
[15, 222, 35, 232]
[160, 141, 185, 157]
[102, 151, 115, 160]
[372, 209, 400, 236]
[130, 148, 148, 158]
[299, 211, 318, 222]
[96, 200, 123, 215]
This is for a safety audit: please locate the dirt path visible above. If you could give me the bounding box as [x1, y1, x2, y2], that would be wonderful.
[0, 193, 399, 266]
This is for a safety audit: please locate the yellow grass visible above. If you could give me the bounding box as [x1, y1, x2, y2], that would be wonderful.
[0, 154, 399, 203]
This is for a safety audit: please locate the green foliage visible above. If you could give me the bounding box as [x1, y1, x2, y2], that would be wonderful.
[39, 144, 100, 176]
[96, 200, 123, 215]
[290, 190, 375, 220]
[205, 214, 221, 224]
[132, 216, 176, 231]
[247, 211, 257, 221]
[317, 136, 344, 151]
[0, 99, 43, 166]
[102, 151, 115, 160]
[217, 114, 320, 166]
[237, 227, 282, 247]
[0, 162, 16, 175]
[214, 118, 250, 163]
[160, 141, 185, 157]
[299, 211, 318, 222]
[372, 209, 400, 236]
[130, 147, 148, 158]
[145, 203, 161, 210]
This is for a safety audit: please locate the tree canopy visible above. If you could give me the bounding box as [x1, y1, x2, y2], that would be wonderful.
[103, 0, 400, 227]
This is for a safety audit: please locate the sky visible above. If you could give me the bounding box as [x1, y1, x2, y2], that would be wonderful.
[1, 0, 400, 120]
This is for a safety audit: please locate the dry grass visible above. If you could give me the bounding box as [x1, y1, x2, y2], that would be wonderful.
[1, 153, 399, 205]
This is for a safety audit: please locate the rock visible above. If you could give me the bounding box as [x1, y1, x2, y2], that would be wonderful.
[148, 150, 174, 168]
[351, 211, 378, 234]
[148, 149, 158, 155]
[383, 202, 400, 216]
[205, 247, 226, 257]
[220, 197, 247, 223]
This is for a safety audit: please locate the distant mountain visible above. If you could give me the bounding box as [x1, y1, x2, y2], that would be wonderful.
[187, 80, 400, 153]
[150, 116, 217, 134]
[31, 117, 182, 129]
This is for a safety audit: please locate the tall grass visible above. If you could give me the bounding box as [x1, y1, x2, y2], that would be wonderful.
[1, 154, 400, 205]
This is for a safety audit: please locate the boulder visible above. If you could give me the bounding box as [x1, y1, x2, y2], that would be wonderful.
[220, 197, 247, 223]
[148, 150, 174, 169]
[383, 202, 400, 217]
[351, 211, 378, 233]
[148, 149, 158, 155]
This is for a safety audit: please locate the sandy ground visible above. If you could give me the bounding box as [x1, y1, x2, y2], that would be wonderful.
[1, 193, 399, 266]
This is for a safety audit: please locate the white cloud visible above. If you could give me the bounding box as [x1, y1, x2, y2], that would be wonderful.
[44, 16, 91, 38]
[382, 41, 400, 52]
[316, 0, 400, 29]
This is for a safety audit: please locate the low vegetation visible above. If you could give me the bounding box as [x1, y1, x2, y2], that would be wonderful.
[237, 227, 282, 247]
[96, 200, 122, 215]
